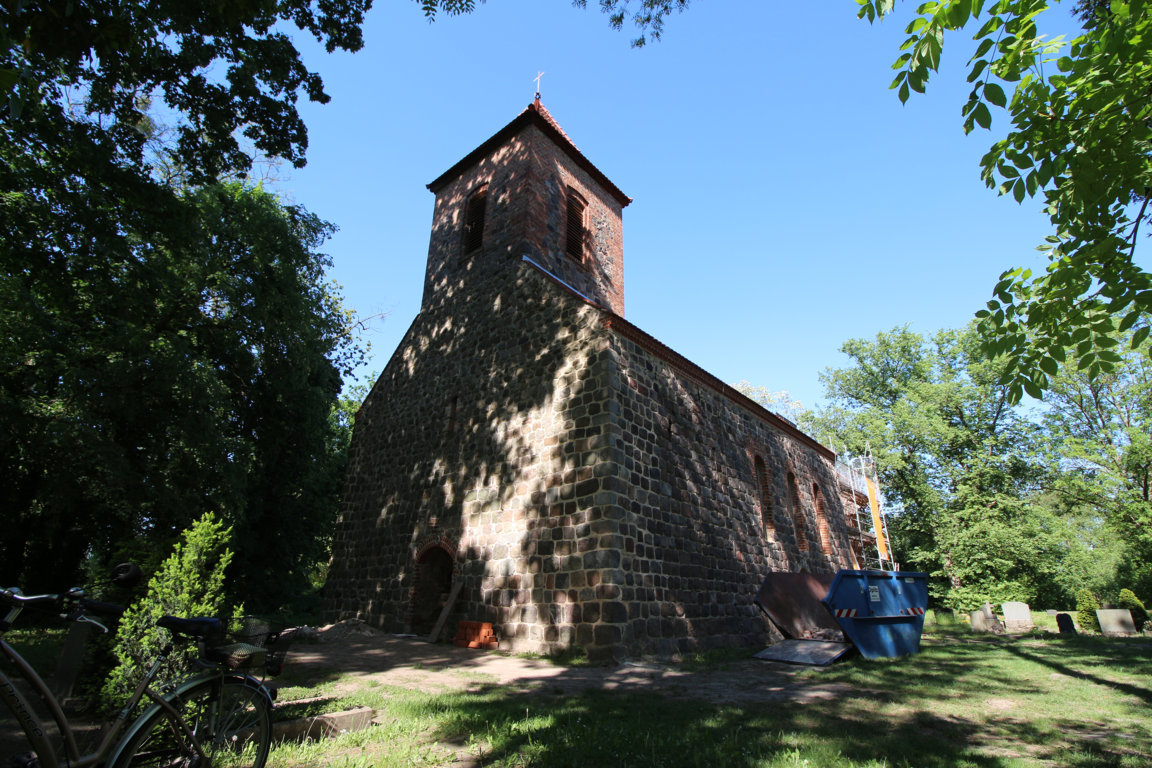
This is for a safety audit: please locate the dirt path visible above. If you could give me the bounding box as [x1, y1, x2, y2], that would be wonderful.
[274, 621, 859, 706]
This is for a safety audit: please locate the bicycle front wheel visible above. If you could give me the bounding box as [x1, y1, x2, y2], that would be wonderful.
[110, 676, 272, 768]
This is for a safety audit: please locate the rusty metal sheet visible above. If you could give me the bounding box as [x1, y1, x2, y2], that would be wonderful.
[754, 572, 842, 640]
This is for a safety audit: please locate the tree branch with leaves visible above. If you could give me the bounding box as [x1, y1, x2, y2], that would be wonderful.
[859, 0, 1152, 401]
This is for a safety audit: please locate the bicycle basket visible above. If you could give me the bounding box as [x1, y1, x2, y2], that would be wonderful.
[234, 618, 297, 677]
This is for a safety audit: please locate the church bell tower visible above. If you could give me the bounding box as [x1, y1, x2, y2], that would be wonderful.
[421, 98, 631, 316]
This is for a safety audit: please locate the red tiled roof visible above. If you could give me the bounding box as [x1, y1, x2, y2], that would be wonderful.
[427, 99, 631, 208]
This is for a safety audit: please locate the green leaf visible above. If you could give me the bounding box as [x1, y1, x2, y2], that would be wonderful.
[1118, 310, 1141, 332]
[1039, 356, 1058, 376]
[1133, 325, 1150, 349]
[967, 57, 990, 82]
[984, 82, 1007, 107]
[973, 101, 992, 129]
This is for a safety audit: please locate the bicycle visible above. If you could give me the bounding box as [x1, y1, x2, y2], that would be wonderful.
[1, 581, 290, 768]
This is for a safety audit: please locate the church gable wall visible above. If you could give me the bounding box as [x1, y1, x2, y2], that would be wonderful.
[327, 263, 636, 661]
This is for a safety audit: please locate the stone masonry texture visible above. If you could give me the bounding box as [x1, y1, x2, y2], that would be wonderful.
[324, 101, 859, 662]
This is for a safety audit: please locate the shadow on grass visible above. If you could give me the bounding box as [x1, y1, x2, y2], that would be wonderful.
[425, 685, 997, 768]
[1002, 636, 1152, 705]
[274, 633, 1152, 768]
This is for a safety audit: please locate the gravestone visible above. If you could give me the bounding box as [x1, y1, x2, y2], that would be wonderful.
[970, 604, 1003, 633]
[1096, 609, 1137, 636]
[1001, 601, 1033, 632]
[1056, 612, 1077, 634]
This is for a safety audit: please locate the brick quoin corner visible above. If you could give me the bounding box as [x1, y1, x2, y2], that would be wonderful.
[324, 99, 864, 663]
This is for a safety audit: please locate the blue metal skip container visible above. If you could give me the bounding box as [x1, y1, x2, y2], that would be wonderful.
[819, 570, 930, 659]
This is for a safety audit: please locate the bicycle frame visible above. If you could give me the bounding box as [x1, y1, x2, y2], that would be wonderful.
[1, 636, 206, 768]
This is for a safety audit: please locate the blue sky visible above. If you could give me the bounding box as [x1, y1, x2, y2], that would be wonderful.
[279, 0, 1103, 411]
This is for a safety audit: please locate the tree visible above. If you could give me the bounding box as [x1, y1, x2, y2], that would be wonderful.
[104, 513, 238, 706]
[415, 0, 690, 46]
[807, 324, 1072, 609]
[1041, 327, 1152, 597]
[856, 0, 1152, 401]
[1, 1, 371, 606]
[1076, 586, 1101, 632]
[1, 0, 373, 181]
[732, 381, 807, 424]
[1, 180, 361, 605]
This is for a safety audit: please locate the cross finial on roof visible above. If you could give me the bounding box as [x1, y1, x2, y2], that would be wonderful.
[533, 71, 545, 100]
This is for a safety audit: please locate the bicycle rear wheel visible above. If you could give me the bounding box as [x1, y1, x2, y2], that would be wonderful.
[110, 676, 272, 768]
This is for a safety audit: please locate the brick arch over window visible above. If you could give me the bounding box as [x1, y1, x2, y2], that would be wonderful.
[812, 483, 833, 557]
[787, 471, 808, 552]
[753, 454, 776, 538]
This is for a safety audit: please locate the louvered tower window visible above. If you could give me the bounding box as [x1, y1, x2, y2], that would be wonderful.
[462, 185, 487, 253]
[565, 190, 586, 261]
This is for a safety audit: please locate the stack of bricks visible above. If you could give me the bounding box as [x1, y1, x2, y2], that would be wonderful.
[454, 621, 499, 649]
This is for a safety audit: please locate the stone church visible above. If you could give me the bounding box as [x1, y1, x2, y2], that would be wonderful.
[324, 99, 865, 661]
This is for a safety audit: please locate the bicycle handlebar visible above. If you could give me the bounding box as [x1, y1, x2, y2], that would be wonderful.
[1, 588, 125, 624]
[0, 588, 65, 608]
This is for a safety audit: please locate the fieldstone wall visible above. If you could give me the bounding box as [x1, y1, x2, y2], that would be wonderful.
[327, 258, 638, 660]
[593, 318, 856, 657]
[328, 254, 857, 661]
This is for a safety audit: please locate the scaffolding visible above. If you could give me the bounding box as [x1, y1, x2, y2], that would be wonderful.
[837, 449, 897, 571]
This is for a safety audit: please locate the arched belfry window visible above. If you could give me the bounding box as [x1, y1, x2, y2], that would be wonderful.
[788, 472, 808, 552]
[813, 483, 833, 557]
[565, 189, 586, 262]
[754, 455, 775, 538]
[462, 185, 487, 254]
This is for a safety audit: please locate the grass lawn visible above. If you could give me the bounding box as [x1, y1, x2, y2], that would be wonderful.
[267, 629, 1152, 768]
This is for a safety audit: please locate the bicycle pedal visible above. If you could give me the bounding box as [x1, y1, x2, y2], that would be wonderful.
[6, 752, 39, 768]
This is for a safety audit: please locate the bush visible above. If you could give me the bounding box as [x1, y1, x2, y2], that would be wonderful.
[1076, 588, 1101, 633]
[1116, 588, 1148, 628]
[102, 512, 240, 707]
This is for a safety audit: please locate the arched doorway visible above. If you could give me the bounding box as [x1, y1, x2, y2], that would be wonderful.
[410, 546, 454, 634]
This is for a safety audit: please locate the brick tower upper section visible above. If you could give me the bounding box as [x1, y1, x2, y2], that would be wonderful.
[423, 99, 631, 316]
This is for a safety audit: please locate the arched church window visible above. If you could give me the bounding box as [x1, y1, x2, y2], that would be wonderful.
[813, 483, 833, 556]
[754, 455, 775, 538]
[462, 185, 487, 254]
[565, 189, 586, 261]
[788, 472, 808, 552]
